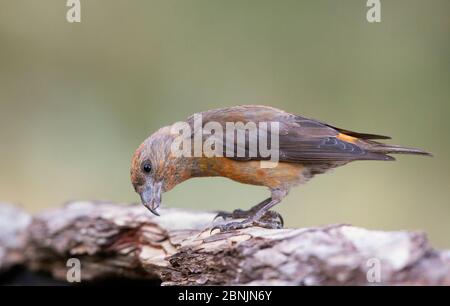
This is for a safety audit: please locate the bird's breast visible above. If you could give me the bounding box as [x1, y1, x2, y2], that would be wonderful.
[194, 157, 308, 190]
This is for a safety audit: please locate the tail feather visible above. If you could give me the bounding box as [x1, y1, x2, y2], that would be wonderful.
[369, 143, 432, 156]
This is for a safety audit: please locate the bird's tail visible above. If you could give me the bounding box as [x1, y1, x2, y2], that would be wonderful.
[369, 142, 432, 157]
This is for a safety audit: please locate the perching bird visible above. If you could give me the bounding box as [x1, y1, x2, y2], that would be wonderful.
[130, 105, 431, 231]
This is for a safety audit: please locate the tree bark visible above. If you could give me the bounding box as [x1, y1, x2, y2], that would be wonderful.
[1, 201, 449, 285]
[0, 203, 31, 273]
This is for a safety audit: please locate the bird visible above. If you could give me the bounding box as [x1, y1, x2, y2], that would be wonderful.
[130, 105, 431, 232]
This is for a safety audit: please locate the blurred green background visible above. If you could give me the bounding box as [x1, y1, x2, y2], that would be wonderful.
[0, 1, 449, 247]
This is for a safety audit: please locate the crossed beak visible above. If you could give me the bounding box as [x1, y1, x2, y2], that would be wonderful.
[139, 182, 162, 216]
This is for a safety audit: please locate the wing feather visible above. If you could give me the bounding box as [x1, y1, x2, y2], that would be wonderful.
[186, 105, 394, 163]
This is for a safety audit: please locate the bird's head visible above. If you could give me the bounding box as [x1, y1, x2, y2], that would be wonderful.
[130, 126, 184, 216]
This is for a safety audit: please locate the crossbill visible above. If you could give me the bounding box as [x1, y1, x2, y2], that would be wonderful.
[130, 105, 430, 231]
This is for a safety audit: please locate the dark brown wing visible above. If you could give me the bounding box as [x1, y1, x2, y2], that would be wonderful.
[277, 116, 394, 162]
[186, 105, 394, 163]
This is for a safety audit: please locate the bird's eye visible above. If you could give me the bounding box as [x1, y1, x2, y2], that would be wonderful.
[142, 163, 152, 173]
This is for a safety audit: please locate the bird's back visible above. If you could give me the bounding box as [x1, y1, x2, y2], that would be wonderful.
[187, 105, 431, 165]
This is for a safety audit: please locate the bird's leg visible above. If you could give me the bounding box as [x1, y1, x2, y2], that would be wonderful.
[212, 189, 287, 232]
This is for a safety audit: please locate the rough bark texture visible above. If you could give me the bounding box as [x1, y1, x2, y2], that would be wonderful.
[0, 201, 449, 285]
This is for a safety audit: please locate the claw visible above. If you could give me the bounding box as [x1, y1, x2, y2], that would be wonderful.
[213, 211, 232, 221]
[279, 214, 284, 227]
[213, 209, 247, 221]
[209, 221, 248, 233]
[264, 211, 284, 227]
[213, 209, 255, 222]
[210, 225, 221, 235]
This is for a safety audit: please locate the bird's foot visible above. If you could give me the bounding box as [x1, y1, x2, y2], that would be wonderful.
[211, 214, 283, 233]
[214, 209, 284, 226]
[214, 208, 250, 220]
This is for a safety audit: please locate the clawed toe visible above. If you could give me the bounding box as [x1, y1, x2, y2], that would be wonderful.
[213, 209, 248, 221]
[213, 211, 232, 221]
[260, 210, 284, 227]
[210, 220, 253, 233]
[211, 216, 283, 233]
[253, 218, 283, 229]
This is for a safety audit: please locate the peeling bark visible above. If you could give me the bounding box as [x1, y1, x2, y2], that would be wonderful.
[0, 201, 449, 285]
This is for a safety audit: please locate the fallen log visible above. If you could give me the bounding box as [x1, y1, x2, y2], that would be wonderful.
[0, 201, 449, 285]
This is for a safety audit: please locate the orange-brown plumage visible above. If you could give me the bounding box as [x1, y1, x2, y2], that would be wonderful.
[130, 105, 431, 230]
[194, 157, 306, 189]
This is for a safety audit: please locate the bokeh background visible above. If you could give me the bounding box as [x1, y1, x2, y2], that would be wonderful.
[1, 1, 449, 247]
